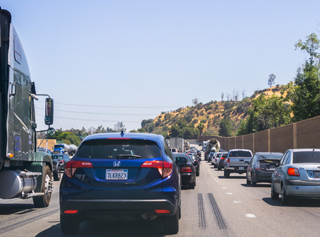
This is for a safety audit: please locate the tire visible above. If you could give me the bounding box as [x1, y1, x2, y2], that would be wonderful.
[214, 165, 217, 168]
[218, 166, 221, 171]
[246, 176, 251, 185]
[163, 208, 179, 235]
[60, 215, 80, 234]
[53, 167, 61, 181]
[189, 180, 195, 189]
[196, 167, 200, 177]
[251, 173, 256, 186]
[281, 186, 292, 205]
[224, 170, 230, 178]
[271, 184, 279, 199]
[179, 205, 181, 219]
[33, 165, 52, 208]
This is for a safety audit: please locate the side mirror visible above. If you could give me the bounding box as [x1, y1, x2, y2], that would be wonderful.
[47, 127, 55, 136]
[45, 98, 54, 125]
[175, 157, 187, 166]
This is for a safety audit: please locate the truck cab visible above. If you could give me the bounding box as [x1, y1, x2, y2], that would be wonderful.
[0, 8, 54, 207]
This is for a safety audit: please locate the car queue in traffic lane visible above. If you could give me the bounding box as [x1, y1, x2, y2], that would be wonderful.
[204, 144, 320, 206]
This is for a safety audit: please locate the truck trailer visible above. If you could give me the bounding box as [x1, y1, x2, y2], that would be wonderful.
[169, 137, 184, 152]
[0, 8, 55, 207]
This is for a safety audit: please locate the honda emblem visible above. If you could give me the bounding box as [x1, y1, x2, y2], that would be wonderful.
[113, 161, 121, 167]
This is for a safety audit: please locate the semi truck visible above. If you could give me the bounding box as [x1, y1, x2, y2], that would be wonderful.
[169, 137, 184, 152]
[0, 8, 55, 207]
[53, 143, 77, 155]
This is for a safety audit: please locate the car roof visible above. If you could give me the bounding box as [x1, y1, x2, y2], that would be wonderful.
[82, 132, 163, 144]
[229, 149, 252, 151]
[172, 152, 188, 158]
[292, 149, 320, 152]
[255, 152, 283, 155]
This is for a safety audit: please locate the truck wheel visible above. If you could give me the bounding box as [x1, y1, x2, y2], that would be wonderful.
[163, 207, 179, 234]
[60, 215, 80, 234]
[33, 165, 52, 208]
[224, 170, 230, 178]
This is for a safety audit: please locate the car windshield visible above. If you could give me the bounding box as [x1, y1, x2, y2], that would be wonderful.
[229, 151, 251, 157]
[53, 155, 63, 159]
[216, 153, 223, 158]
[76, 139, 161, 159]
[172, 155, 187, 162]
[293, 151, 320, 163]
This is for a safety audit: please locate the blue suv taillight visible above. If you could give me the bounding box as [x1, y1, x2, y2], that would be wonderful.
[140, 160, 173, 178]
[65, 161, 93, 178]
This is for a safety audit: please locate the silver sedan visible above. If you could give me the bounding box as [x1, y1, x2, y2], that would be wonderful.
[271, 149, 320, 205]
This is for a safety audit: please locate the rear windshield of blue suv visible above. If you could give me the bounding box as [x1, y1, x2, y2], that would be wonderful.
[76, 139, 162, 159]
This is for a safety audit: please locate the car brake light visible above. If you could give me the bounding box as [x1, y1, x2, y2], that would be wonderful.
[107, 138, 131, 140]
[64, 210, 78, 214]
[226, 158, 230, 166]
[180, 167, 192, 173]
[221, 157, 225, 160]
[64, 161, 93, 178]
[155, 209, 170, 214]
[287, 167, 300, 176]
[140, 161, 173, 178]
[59, 160, 65, 164]
[255, 161, 260, 170]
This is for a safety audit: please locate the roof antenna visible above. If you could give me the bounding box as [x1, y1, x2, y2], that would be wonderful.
[121, 130, 124, 137]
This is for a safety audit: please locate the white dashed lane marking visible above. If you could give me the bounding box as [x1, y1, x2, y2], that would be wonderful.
[245, 214, 256, 218]
[226, 193, 233, 195]
[233, 201, 242, 203]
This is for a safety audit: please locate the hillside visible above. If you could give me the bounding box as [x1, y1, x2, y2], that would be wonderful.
[138, 85, 286, 138]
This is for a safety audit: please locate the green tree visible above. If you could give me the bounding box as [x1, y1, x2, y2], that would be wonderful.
[169, 125, 182, 137]
[268, 74, 276, 88]
[292, 33, 320, 121]
[196, 122, 205, 135]
[219, 117, 233, 137]
[236, 93, 292, 135]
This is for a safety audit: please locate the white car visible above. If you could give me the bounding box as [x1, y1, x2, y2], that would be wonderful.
[208, 152, 216, 162]
[211, 152, 222, 167]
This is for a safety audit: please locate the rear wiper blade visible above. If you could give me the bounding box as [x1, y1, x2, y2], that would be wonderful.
[116, 154, 141, 159]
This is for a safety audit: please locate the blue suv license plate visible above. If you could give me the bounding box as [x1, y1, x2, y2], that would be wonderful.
[106, 169, 128, 180]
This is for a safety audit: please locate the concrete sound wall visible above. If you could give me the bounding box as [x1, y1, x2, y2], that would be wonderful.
[198, 115, 320, 153]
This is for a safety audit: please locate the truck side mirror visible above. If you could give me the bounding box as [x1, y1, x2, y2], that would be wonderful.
[47, 127, 55, 136]
[45, 98, 54, 125]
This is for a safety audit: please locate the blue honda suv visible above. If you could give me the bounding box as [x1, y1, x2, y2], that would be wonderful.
[60, 132, 181, 234]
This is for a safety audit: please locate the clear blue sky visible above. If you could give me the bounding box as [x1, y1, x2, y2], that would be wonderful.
[2, 0, 320, 131]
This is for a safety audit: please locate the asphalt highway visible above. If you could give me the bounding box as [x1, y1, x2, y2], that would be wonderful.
[0, 147, 320, 236]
